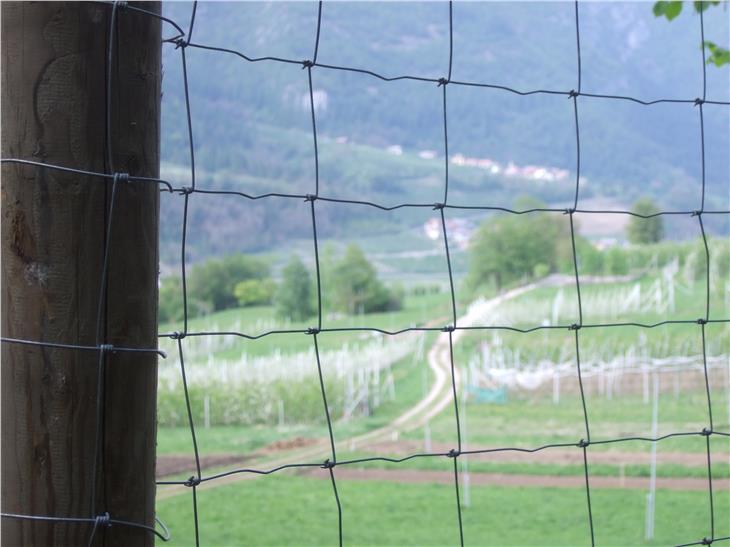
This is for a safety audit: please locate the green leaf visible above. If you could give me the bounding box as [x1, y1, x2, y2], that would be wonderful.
[703, 41, 730, 66]
[693, 1, 720, 13]
[653, 1, 684, 19]
[665, 1, 684, 19]
[710, 49, 730, 66]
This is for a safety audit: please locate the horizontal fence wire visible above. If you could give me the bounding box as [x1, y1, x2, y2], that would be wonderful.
[1, 1, 729, 546]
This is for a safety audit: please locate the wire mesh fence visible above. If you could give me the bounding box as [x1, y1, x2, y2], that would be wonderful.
[1, 1, 729, 546]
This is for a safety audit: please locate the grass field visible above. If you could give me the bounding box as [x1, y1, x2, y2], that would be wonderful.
[401, 392, 730, 452]
[155, 272, 729, 546]
[156, 473, 729, 546]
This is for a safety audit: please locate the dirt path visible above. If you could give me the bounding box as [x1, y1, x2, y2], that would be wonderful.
[157, 444, 727, 480]
[156, 276, 660, 499]
[358, 440, 729, 467]
[299, 467, 730, 491]
[157, 454, 252, 478]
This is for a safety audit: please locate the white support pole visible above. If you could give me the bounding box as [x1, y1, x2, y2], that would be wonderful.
[204, 395, 211, 430]
[598, 369, 604, 397]
[607, 368, 614, 401]
[553, 372, 560, 405]
[674, 371, 680, 400]
[462, 469, 471, 510]
[645, 373, 660, 541]
[373, 365, 381, 409]
[726, 363, 730, 432]
[461, 367, 471, 508]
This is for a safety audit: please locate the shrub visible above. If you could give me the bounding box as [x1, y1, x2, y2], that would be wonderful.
[234, 278, 276, 307]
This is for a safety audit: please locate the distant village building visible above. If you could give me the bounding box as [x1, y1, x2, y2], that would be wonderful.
[423, 217, 476, 250]
[423, 218, 441, 240]
[451, 153, 568, 183]
[302, 89, 329, 113]
[387, 145, 403, 156]
[418, 150, 437, 160]
[504, 161, 520, 177]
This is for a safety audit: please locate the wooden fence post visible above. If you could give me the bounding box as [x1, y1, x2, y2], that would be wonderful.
[1, 2, 161, 545]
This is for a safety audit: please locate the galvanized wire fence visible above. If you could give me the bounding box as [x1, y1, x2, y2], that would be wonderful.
[2, 1, 730, 546]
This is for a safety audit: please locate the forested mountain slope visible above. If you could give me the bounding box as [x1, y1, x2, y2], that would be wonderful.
[159, 2, 729, 263]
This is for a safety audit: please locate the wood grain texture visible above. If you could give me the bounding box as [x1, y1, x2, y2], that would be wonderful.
[1, 3, 161, 545]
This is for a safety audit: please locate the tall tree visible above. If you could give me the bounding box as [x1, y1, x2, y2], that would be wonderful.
[275, 256, 314, 321]
[626, 198, 665, 244]
[467, 209, 573, 291]
[331, 245, 398, 314]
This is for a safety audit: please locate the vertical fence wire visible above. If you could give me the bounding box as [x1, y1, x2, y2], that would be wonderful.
[1, 1, 729, 546]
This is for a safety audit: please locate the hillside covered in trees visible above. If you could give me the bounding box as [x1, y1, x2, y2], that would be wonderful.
[159, 2, 729, 265]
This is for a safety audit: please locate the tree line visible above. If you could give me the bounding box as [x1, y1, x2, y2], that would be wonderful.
[465, 196, 722, 293]
[159, 244, 402, 324]
[160, 196, 725, 324]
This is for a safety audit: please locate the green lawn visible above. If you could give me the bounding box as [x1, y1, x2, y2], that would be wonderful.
[156, 473, 729, 546]
[403, 392, 730, 453]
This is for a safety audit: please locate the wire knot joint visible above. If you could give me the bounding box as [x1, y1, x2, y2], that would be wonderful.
[691, 210, 703, 217]
[701, 427, 713, 436]
[306, 327, 320, 336]
[697, 318, 707, 325]
[563, 208, 575, 215]
[304, 194, 318, 202]
[94, 512, 112, 527]
[577, 438, 590, 448]
[568, 89, 579, 98]
[174, 38, 188, 50]
[99, 344, 114, 353]
[432, 202, 445, 210]
[701, 537, 713, 545]
[569, 323, 581, 331]
[437, 78, 449, 87]
[442, 325, 455, 333]
[112, 172, 129, 184]
[171, 331, 186, 340]
[184, 476, 201, 487]
[302, 59, 314, 69]
[322, 459, 335, 469]
[447, 449, 460, 458]
[694, 98, 705, 106]
[179, 186, 194, 196]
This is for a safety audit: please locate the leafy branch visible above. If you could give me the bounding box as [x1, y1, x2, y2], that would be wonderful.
[653, 1, 729, 66]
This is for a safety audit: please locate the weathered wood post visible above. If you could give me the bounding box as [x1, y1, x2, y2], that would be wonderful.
[1, 2, 161, 545]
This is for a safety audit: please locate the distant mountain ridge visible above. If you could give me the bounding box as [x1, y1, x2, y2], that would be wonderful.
[158, 2, 729, 263]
